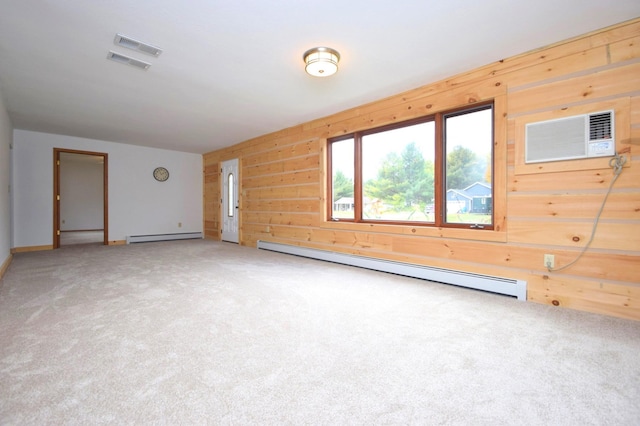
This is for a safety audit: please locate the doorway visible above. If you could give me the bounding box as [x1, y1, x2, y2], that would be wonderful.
[53, 149, 108, 248]
[221, 158, 239, 243]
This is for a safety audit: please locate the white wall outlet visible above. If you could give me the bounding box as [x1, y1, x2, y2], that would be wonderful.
[544, 254, 555, 268]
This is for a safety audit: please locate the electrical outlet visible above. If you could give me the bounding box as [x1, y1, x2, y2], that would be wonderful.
[544, 254, 555, 269]
[265, 225, 270, 233]
[178, 222, 182, 228]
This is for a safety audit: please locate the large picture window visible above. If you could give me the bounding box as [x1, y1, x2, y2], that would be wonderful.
[328, 102, 493, 229]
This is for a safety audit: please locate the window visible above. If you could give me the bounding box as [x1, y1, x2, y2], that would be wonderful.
[330, 137, 355, 220]
[227, 173, 235, 217]
[328, 102, 493, 229]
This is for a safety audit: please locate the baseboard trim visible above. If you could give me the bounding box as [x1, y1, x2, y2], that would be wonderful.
[126, 232, 203, 244]
[0, 253, 12, 281]
[11, 245, 54, 253]
[108, 240, 126, 246]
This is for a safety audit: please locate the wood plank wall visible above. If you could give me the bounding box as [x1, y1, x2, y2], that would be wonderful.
[203, 18, 640, 321]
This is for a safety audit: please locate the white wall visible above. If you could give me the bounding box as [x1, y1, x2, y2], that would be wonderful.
[0, 89, 12, 263]
[60, 155, 104, 231]
[12, 130, 202, 247]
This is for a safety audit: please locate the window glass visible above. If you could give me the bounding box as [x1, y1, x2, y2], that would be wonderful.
[362, 121, 435, 222]
[444, 107, 493, 225]
[327, 102, 493, 229]
[227, 173, 234, 217]
[331, 138, 355, 219]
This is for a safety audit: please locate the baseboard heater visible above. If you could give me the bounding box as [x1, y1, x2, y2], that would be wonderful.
[126, 232, 203, 244]
[257, 241, 526, 300]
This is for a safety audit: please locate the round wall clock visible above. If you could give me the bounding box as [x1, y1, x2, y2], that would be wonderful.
[153, 166, 170, 182]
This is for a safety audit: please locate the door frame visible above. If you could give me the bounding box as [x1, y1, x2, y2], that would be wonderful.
[53, 148, 109, 248]
[221, 158, 239, 243]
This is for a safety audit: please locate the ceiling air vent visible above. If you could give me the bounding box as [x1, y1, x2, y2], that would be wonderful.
[107, 51, 151, 70]
[114, 34, 162, 57]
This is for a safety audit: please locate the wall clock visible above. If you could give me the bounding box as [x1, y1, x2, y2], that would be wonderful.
[153, 166, 170, 182]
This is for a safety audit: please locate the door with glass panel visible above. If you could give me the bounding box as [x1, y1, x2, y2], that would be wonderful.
[221, 159, 239, 243]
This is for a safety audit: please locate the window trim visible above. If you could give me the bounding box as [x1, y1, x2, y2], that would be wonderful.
[327, 101, 495, 230]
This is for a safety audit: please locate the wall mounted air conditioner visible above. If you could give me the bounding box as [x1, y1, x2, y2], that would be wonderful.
[525, 110, 615, 163]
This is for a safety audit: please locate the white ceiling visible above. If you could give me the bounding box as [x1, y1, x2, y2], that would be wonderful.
[0, 1, 638, 154]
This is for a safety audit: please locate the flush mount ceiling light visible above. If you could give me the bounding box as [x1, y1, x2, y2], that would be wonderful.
[303, 47, 340, 77]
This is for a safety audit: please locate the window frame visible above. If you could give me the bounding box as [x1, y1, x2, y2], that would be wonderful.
[327, 101, 494, 230]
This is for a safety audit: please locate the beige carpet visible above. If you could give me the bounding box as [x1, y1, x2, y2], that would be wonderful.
[0, 240, 638, 425]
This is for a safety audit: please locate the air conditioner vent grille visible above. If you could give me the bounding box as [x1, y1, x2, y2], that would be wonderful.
[526, 116, 585, 162]
[589, 112, 612, 141]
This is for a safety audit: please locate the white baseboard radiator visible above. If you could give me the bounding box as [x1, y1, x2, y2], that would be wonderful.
[126, 232, 203, 244]
[257, 241, 526, 300]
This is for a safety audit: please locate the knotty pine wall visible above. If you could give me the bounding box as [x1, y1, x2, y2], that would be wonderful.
[204, 18, 640, 321]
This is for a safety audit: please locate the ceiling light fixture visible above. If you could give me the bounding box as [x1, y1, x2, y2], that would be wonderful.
[303, 47, 340, 77]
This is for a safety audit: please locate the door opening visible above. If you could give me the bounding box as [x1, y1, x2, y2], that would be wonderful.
[53, 149, 109, 248]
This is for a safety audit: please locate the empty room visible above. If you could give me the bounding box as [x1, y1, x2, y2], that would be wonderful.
[1, 1, 639, 424]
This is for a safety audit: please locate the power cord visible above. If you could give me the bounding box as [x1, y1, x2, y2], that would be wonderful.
[547, 153, 627, 272]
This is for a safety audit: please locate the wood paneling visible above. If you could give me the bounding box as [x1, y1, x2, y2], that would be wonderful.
[527, 274, 640, 321]
[243, 183, 320, 200]
[243, 140, 319, 166]
[203, 160, 219, 239]
[203, 18, 640, 321]
[505, 47, 608, 88]
[242, 169, 319, 188]
[244, 212, 320, 228]
[243, 199, 321, 213]
[609, 35, 640, 64]
[508, 192, 640, 220]
[244, 154, 319, 178]
[509, 163, 640, 192]
[508, 63, 640, 115]
[508, 220, 640, 251]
